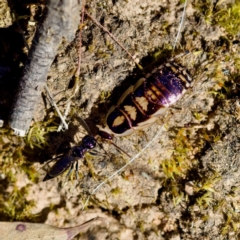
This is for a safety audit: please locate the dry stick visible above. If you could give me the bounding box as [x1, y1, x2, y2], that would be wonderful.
[82, 1, 189, 209]
[9, 0, 81, 136]
[57, 102, 71, 132]
[44, 84, 68, 130]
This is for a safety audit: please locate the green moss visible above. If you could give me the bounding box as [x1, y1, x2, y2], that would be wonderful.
[195, 0, 214, 24]
[194, 1, 240, 36]
[161, 158, 186, 180]
[84, 153, 97, 179]
[215, 1, 240, 36]
[99, 91, 111, 103]
[137, 221, 145, 232]
[0, 128, 25, 176]
[196, 192, 213, 209]
[25, 119, 58, 150]
[221, 211, 240, 235]
[0, 174, 35, 221]
[110, 187, 122, 196]
[234, 56, 240, 71]
[195, 174, 220, 193]
[0, 116, 61, 220]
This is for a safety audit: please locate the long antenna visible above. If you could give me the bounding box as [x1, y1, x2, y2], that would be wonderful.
[82, 122, 166, 210]
[85, 10, 143, 70]
[58, 2, 86, 132]
[173, 0, 188, 50]
[81, 0, 189, 208]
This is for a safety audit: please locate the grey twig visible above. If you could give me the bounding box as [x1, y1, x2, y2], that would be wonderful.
[9, 0, 81, 136]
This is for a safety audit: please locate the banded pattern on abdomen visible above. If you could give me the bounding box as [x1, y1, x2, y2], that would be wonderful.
[106, 62, 192, 136]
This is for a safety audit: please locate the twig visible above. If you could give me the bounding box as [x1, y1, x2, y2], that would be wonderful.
[44, 84, 68, 130]
[9, 0, 81, 136]
[57, 101, 71, 132]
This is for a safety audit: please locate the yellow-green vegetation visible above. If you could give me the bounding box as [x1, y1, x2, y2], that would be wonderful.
[0, 128, 28, 182]
[160, 125, 223, 209]
[152, 45, 173, 62]
[110, 187, 122, 196]
[84, 152, 97, 179]
[195, 0, 240, 36]
[192, 173, 220, 209]
[233, 56, 240, 72]
[194, 174, 219, 193]
[215, 1, 240, 36]
[88, 39, 113, 59]
[99, 90, 111, 103]
[196, 192, 213, 209]
[160, 128, 197, 205]
[211, 184, 240, 235]
[0, 184, 36, 221]
[192, 112, 206, 121]
[0, 129, 36, 221]
[221, 211, 240, 235]
[0, 117, 59, 221]
[26, 119, 58, 150]
[137, 220, 145, 232]
[207, 59, 230, 88]
[198, 0, 214, 24]
[96, 49, 111, 59]
[171, 183, 187, 206]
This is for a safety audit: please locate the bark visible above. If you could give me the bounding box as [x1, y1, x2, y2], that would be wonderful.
[9, 0, 81, 136]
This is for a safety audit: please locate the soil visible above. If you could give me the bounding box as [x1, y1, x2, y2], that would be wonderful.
[0, 0, 240, 239]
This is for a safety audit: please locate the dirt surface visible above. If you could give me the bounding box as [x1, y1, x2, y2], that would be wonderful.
[0, 0, 240, 239]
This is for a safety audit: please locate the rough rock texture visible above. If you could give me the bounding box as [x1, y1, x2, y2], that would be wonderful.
[1, 0, 240, 239]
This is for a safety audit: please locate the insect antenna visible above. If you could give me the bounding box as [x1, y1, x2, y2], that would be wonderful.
[173, 0, 188, 50]
[75, 115, 93, 136]
[85, 10, 143, 71]
[105, 139, 131, 158]
[82, 115, 168, 210]
[57, 3, 86, 132]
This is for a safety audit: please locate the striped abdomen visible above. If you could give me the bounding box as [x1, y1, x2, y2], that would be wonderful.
[105, 62, 192, 136]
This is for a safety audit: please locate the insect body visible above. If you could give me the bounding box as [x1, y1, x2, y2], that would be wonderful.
[99, 62, 192, 137]
[43, 135, 96, 181]
[44, 61, 191, 181]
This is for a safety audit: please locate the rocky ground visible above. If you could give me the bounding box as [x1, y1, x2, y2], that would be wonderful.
[0, 0, 240, 239]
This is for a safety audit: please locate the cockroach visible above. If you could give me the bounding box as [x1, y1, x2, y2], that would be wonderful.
[98, 61, 192, 138]
[43, 60, 191, 181]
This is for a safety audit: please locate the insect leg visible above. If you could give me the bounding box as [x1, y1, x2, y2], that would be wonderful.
[75, 161, 79, 180]
[39, 154, 64, 172]
[65, 163, 75, 179]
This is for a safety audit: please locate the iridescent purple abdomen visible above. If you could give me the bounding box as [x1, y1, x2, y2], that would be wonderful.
[105, 62, 192, 136]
